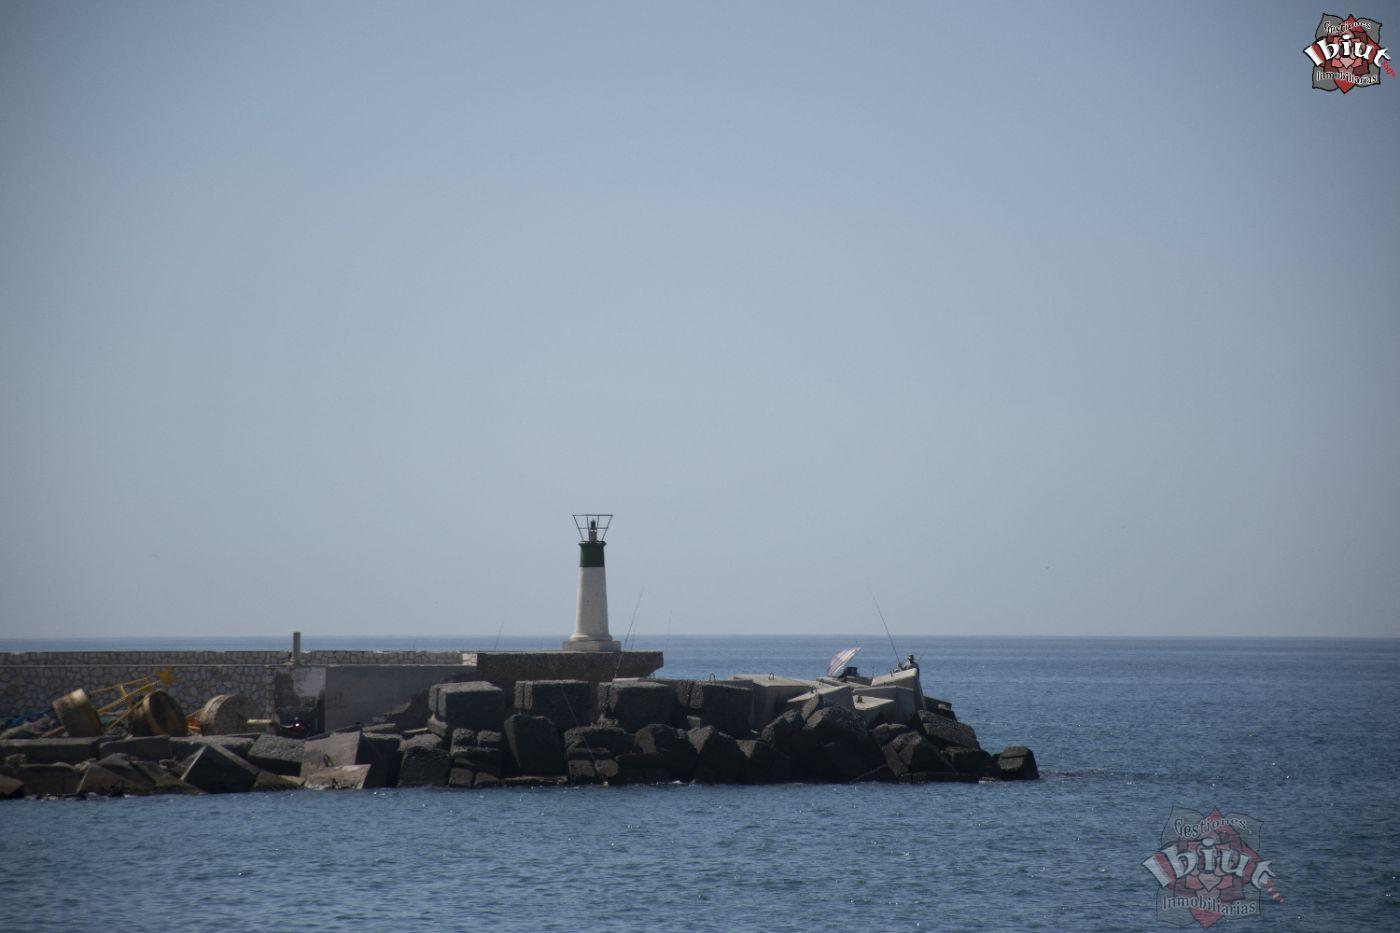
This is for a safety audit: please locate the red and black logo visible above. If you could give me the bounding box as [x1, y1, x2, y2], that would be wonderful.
[1304, 14, 1392, 91]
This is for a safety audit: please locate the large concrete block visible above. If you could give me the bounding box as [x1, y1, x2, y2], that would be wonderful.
[737, 739, 791, 785]
[597, 681, 674, 732]
[398, 745, 450, 787]
[513, 681, 591, 730]
[503, 714, 565, 776]
[687, 726, 745, 783]
[434, 682, 507, 732]
[683, 683, 752, 736]
[912, 711, 981, 751]
[996, 746, 1040, 781]
[883, 732, 952, 777]
[96, 735, 172, 762]
[301, 732, 394, 788]
[563, 725, 633, 758]
[181, 743, 258, 794]
[0, 738, 101, 765]
[728, 675, 816, 726]
[304, 764, 371, 790]
[17, 763, 80, 796]
[76, 763, 148, 797]
[247, 735, 305, 776]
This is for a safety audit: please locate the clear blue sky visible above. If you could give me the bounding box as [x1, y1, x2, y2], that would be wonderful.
[2, 2, 1397, 640]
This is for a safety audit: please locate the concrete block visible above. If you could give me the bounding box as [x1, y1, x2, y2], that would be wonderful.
[251, 770, 304, 791]
[398, 746, 450, 787]
[513, 681, 590, 730]
[503, 714, 565, 776]
[247, 735, 305, 776]
[447, 767, 475, 788]
[728, 675, 816, 726]
[301, 731, 394, 788]
[634, 724, 697, 781]
[912, 711, 981, 751]
[597, 681, 674, 732]
[945, 747, 996, 778]
[996, 746, 1040, 781]
[0, 738, 101, 765]
[16, 763, 80, 796]
[563, 725, 633, 758]
[0, 774, 23, 799]
[883, 732, 952, 777]
[304, 764, 371, 790]
[435, 682, 507, 732]
[737, 739, 791, 785]
[181, 743, 258, 794]
[96, 735, 172, 762]
[685, 683, 752, 736]
[76, 763, 148, 796]
[687, 726, 745, 783]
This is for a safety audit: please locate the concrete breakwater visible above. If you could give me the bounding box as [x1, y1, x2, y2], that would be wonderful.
[0, 673, 1040, 800]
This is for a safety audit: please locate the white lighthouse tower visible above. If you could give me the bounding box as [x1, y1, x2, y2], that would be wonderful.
[564, 514, 621, 652]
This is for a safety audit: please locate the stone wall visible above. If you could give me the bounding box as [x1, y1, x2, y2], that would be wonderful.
[0, 650, 471, 723]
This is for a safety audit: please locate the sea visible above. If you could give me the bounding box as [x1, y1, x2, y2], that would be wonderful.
[2, 635, 1397, 932]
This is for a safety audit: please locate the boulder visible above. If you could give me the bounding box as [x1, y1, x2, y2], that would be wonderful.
[503, 714, 565, 776]
[513, 681, 591, 730]
[426, 716, 451, 739]
[17, 763, 80, 796]
[597, 681, 675, 732]
[304, 764, 372, 790]
[805, 705, 869, 748]
[883, 732, 952, 777]
[567, 759, 603, 783]
[855, 765, 896, 783]
[502, 775, 568, 788]
[363, 733, 403, 788]
[435, 682, 507, 732]
[563, 725, 633, 758]
[91, 753, 156, 789]
[0, 737, 101, 765]
[817, 741, 870, 782]
[872, 723, 911, 746]
[301, 732, 393, 788]
[128, 759, 200, 794]
[912, 711, 981, 751]
[687, 726, 746, 783]
[398, 746, 450, 787]
[251, 770, 304, 792]
[945, 747, 996, 778]
[181, 743, 258, 794]
[376, 689, 431, 732]
[633, 724, 697, 781]
[447, 767, 476, 788]
[737, 739, 791, 785]
[0, 774, 23, 799]
[448, 729, 476, 754]
[477, 730, 502, 749]
[97, 735, 173, 762]
[246, 735, 305, 776]
[996, 746, 1040, 781]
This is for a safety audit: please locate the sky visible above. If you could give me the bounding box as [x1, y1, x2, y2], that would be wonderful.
[1, 2, 1398, 641]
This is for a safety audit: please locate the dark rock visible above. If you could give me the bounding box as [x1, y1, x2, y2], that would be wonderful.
[567, 759, 601, 783]
[806, 705, 869, 747]
[473, 772, 502, 789]
[945, 747, 996, 778]
[502, 775, 568, 788]
[898, 770, 979, 784]
[883, 732, 953, 777]
[376, 689, 431, 732]
[872, 723, 911, 746]
[513, 680, 591, 730]
[303, 764, 371, 790]
[96, 735, 173, 762]
[181, 743, 258, 794]
[799, 694, 824, 720]
[759, 710, 805, 748]
[476, 730, 502, 749]
[361, 723, 400, 735]
[436, 682, 507, 732]
[563, 725, 633, 758]
[128, 759, 199, 794]
[597, 681, 675, 732]
[737, 739, 791, 785]
[426, 715, 451, 739]
[633, 724, 697, 780]
[0, 738, 101, 765]
[17, 763, 79, 796]
[818, 741, 870, 782]
[855, 765, 896, 783]
[448, 767, 475, 788]
[996, 746, 1040, 781]
[247, 735, 305, 776]
[398, 746, 450, 787]
[91, 753, 155, 789]
[503, 714, 565, 776]
[924, 697, 956, 719]
[687, 726, 745, 783]
[911, 711, 980, 750]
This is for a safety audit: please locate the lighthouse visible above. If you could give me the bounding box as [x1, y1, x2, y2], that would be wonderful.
[565, 514, 621, 652]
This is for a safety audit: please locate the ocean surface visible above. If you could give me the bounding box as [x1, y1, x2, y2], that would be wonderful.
[2, 636, 1397, 931]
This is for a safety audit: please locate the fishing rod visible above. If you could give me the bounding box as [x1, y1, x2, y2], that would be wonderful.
[867, 584, 902, 670]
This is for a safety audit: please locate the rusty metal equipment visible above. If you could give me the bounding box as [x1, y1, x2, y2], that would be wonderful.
[46, 668, 185, 737]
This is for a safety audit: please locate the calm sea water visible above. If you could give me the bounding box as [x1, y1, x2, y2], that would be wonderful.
[2, 636, 1397, 931]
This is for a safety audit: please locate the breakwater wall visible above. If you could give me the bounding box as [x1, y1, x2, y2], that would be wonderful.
[0, 650, 469, 723]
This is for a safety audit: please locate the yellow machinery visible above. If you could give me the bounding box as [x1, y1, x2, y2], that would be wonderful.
[47, 667, 187, 737]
